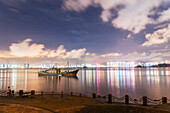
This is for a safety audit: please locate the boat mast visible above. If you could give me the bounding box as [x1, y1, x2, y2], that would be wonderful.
[67, 61, 69, 72]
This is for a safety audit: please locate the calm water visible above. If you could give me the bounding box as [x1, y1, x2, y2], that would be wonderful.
[0, 68, 170, 99]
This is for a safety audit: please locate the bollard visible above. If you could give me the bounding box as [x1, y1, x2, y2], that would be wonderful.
[71, 92, 73, 96]
[41, 91, 43, 96]
[11, 90, 14, 96]
[61, 91, 63, 98]
[79, 93, 82, 96]
[92, 93, 96, 98]
[125, 95, 129, 104]
[19, 90, 23, 96]
[162, 97, 167, 104]
[52, 91, 54, 95]
[108, 94, 112, 103]
[31, 90, 35, 95]
[143, 96, 147, 106]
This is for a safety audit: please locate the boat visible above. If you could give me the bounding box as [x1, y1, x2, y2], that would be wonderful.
[38, 68, 60, 76]
[60, 69, 79, 77]
[38, 68, 79, 77]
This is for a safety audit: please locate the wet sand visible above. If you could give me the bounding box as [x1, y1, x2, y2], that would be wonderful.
[0, 95, 170, 113]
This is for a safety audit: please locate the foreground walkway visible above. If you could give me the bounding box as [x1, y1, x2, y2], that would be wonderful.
[0, 95, 170, 113]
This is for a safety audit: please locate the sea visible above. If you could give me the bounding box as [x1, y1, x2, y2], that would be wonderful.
[0, 67, 169, 99]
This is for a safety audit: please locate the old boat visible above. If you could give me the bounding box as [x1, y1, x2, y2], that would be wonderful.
[38, 68, 61, 76]
[60, 69, 79, 77]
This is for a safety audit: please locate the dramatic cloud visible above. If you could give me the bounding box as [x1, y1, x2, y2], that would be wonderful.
[0, 38, 169, 64]
[142, 24, 170, 46]
[112, 0, 161, 33]
[63, 0, 170, 33]
[44, 46, 86, 59]
[9, 39, 45, 57]
[46, 45, 86, 59]
[46, 45, 66, 58]
[0, 38, 87, 60]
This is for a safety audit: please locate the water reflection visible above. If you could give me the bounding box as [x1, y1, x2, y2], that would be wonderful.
[0, 68, 169, 98]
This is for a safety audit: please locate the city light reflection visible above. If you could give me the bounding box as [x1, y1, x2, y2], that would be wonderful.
[0, 68, 169, 98]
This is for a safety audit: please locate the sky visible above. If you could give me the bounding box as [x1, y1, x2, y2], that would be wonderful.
[0, 0, 170, 65]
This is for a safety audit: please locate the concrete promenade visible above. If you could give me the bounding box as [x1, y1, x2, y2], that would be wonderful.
[0, 94, 170, 113]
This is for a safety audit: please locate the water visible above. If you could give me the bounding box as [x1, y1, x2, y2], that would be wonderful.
[0, 67, 170, 99]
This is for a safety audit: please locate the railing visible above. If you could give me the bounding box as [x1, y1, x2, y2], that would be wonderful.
[92, 94, 169, 106]
[1, 90, 170, 106]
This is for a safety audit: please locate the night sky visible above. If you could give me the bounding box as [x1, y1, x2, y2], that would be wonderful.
[0, 0, 170, 65]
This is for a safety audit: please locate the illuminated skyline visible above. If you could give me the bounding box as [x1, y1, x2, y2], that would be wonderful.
[0, 0, 170, 65]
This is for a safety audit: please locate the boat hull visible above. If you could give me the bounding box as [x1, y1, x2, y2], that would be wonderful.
[38, 72, 58, 76]
[60, 69, 79, 77]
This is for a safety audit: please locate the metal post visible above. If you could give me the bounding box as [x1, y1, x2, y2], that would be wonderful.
[92, 93, 96, 98]
[125, 95, 129, 104]
[108, 94, 112, 103]
[143, 96, 147, 106]
[11, 90, 14, 96]
[19, 90, 23, 96]
[41, 91, 43, 96]
[162, 97, 167, 104]
[31, 90, 35, 95]
[61, 91, 63, 98]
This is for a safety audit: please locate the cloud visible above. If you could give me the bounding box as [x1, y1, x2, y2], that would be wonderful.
[0, 38, 169, 64]
[63, 48, 86, 59]
[100, 10, 113, 22]
[0, 51, 11, 58]
[85, 52, 96, 56]
[151, 48, 170, 52]
[142, 24, 170, 46]
[106, 51, 170, 62]
[63, 0, 170, 34]
[46, 45, 86, 59]
[127, 34, 133, 39]
[100, 52, 122, 57]
[112, 0, 161, 33]
[82, 50, 170, 64]
[63, 0, 92, 12]
[9, 39, 45, 57]
[0, 38, 87, 60]
[154, 23, 169, 29]
[157, 7, 170, 23]
[46, 45, 66, 58]
[118, 52, 147, 61]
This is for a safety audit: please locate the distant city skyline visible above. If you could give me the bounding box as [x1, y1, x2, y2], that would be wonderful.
[0, 0, 170, 65]
[0, 60, 169, 69]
